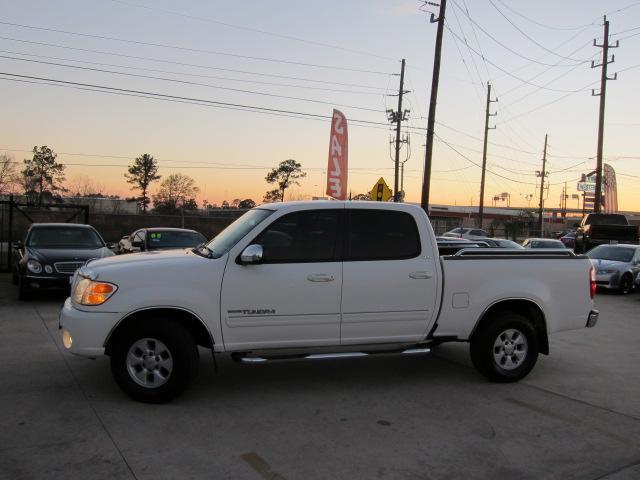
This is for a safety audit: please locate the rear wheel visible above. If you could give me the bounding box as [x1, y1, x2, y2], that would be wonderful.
[470, 312, 539, 382]
[619, 274, 633, 295]
[110, 319, 199, 403]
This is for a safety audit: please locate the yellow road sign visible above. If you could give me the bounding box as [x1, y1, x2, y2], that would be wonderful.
[370, 177, 393, 202]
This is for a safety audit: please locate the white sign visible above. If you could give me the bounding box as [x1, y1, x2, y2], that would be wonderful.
[577, 182, 595, 192]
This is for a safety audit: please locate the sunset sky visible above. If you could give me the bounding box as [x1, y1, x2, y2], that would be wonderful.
[0, 0, 639, 210]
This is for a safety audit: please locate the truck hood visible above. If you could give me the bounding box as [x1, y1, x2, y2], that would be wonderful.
[87, 248, 194, 269]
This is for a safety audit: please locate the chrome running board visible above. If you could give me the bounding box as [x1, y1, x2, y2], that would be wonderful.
[233, 347, 431, 364]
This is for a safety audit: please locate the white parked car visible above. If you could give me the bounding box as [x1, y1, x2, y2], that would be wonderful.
[59, 202, 598, 403]
[442, 227, 489, 239]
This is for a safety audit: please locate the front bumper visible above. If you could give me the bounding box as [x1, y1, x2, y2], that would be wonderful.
[24, 274, 72, 290]
[586, 310, 599, 328]
[595, 273, 620, 290]
[58, 298, 121, 358]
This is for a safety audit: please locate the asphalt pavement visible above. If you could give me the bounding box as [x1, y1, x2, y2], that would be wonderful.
[0, 273, 639, 480]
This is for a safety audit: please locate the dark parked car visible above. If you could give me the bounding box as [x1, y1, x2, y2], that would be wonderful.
[575, 213, 639, 253]
[118, 228, 207, 254]
[12, 223, 115, 299]
[522, 238, 567, 249]
[560, 232, 577, 249]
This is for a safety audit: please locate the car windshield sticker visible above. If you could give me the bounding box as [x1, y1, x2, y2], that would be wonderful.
[150, 233, 161, 242]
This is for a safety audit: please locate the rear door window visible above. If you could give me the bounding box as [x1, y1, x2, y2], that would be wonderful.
[346, 210, 421, 261]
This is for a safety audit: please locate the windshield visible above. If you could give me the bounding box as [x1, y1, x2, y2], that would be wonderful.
[587, 246, 635, 262]
[27, 226, 104, 249]
[205, 209, 273, 258]
[147, 231, 207, 250]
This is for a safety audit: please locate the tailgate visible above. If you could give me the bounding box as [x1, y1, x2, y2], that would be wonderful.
[590, 225, 639, 242]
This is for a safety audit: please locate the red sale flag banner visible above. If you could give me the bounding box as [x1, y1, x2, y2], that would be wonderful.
[326, 109, 348, 200]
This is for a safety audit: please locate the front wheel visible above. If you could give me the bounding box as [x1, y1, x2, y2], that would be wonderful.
[619, 274, 633, 295]
[110, 320, 199, 403]
[470, 312, 539, 382]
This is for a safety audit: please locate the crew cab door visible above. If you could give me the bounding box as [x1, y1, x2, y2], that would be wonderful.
[340, 207, 439, 345]
[220, 208, 343, 350]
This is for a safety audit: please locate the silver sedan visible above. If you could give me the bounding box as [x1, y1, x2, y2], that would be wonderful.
[587, 244, 640, 294]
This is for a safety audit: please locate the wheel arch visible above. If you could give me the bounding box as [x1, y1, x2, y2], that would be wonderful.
[104, 307, 214, 355]
[471, 298, 549, 355]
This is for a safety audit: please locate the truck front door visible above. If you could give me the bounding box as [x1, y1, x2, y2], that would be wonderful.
[220, 209, 343, 350]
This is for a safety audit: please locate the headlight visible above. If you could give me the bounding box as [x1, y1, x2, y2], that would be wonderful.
[71, 278, 118, 305]
[597, 269, 615, 275]
[27, 259, 42, 273]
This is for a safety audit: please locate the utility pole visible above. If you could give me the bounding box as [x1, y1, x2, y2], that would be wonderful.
[537, 134, 548, 235]
[421, 0, 447, 213]
[388, 59, 408, 202]
[591, 16, 618, 213]
[477, 82, 498, 228]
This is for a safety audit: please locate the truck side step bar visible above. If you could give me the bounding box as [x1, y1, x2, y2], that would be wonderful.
[232, 347, 432, 364]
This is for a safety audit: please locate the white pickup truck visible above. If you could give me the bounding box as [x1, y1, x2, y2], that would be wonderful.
[59, 202, 598, 403]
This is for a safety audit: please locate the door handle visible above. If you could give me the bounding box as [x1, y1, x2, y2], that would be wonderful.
[307, 274, 334, 282]
[409, 271, 433, 279]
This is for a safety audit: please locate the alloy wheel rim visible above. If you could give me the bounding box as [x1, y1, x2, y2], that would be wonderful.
[126, 338, 173, 388]
[493, 328, 528, 371]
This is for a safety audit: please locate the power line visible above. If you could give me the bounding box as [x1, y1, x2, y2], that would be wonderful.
[0, 20, 392, 74]
[0, 36, 389, 92]
[493, 0, 597, 31]
[0, 72, 433, 136]
[106, 0, 398, 61]
[443, 26, 593, 92]
[450, 0, 588, 67]
[0, 49, 389, 95]
[0, 54, 384, 113]
[435, 133, 538, 186]
[487, 0, 587, 62]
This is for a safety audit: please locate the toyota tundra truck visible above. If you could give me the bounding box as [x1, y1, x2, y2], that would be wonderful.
[59, 202, 598, 403]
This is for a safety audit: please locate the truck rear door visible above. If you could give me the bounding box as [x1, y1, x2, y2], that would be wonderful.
[340, 207, 439, 345]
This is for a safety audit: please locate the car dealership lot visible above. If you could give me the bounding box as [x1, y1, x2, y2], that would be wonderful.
[1, 275, 639, 480]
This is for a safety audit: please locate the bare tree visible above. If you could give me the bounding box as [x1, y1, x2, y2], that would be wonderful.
[0, 154, 19, 194]
[68, 175, 105, 197]
[152, 173, 199, 214]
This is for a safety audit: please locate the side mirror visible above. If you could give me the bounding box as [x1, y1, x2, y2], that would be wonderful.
[12, 240, 23, 250]
[240, 244, 263, 264]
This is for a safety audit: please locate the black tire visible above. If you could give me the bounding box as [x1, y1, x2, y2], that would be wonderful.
[470, 312, 539, 383]
[619, 274, 633, 295]
[17, 275, 31, 300]
[110, 319, 199, 403]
